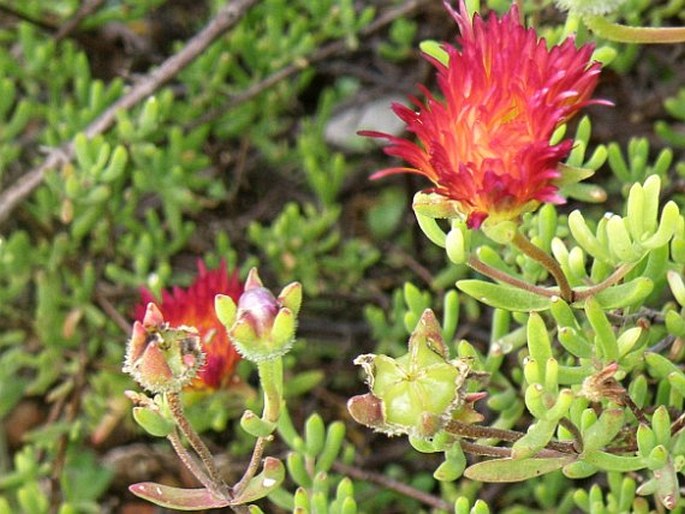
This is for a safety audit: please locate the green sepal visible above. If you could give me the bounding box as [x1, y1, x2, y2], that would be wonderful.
[215, 294, 237, 328]
[464, 456, 575, 482]
[271, 308, 296, 351]
[456, 280, 552, 312]
[278, 282, 303, 316]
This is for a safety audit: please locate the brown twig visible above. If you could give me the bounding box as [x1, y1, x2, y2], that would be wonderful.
[190, 0, 427, 128]
[95, 288, 131, 334]
[332, 461, 452, 512]
[54, 0, 107, 42]
[466, 255, 560, 298]
[445, 419, 578, 455]
[573, 263, 636, 302]
[0, 0, 259, 227]
[0, 3, 56, 32]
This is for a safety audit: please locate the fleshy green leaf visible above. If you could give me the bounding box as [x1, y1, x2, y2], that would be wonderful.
[457, 280, 552, 311]
[464, 456, 575, 482]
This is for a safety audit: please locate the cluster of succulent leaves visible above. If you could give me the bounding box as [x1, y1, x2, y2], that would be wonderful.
[1, 0, 685, 513]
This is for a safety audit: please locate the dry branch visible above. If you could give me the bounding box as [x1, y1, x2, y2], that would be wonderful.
[0, 0, 258, 227]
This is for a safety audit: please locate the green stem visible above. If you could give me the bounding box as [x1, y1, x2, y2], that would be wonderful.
[257, 357, 283, 424]
[466, 255, 559, 298]
[511, 232, 573, 302]
[233, 358, 284, 498]
[584, 14, 685, 44]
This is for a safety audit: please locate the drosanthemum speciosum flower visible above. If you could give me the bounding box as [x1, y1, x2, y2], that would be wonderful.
[362, 1, 605, 229]
[134, 260, 243, 390]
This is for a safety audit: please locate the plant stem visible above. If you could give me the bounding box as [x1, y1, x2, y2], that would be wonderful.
[460, 440, 569, 459]
[234, 357, 284, 496]
[559, 417, 584, 453]
[584, 14, 685, 44]
[166, 392, 228, 496]
[445, 420, 578, 455]
[232, 436, 270, 496]
[466, 255, 559, 298]
[257, 358, 283, 424]
[574, 263, 635, 301]
[167, 429, 215, 492]
[512, 232, 573, 301]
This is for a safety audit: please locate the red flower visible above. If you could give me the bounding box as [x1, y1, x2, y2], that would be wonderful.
[362, 1, 605, 228]
[134, 260, 243, 390]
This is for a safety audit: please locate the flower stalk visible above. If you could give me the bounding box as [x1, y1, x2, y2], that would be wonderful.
[511, 231, 573, 302]
[166, 392, 229, 497]
[584, 14, 685, 44]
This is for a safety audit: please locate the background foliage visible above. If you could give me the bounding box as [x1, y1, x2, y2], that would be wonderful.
[0, 0, 684, 512]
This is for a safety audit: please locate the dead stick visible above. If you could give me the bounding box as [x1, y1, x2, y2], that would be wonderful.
[55, 0, 107, 42]
[332, 461, 452, 512]
[0, 0, 258, 227]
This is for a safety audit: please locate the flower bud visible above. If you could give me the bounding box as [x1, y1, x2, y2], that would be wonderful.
[124, 303, 205, 393]
[349, 309, 471, 439]
[218, 268, 302, 362]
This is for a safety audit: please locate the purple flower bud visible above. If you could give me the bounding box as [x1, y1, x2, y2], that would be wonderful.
[237, 287, 279, 337]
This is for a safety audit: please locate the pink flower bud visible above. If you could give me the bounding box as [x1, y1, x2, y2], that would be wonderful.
[124, 303, 205, 394]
